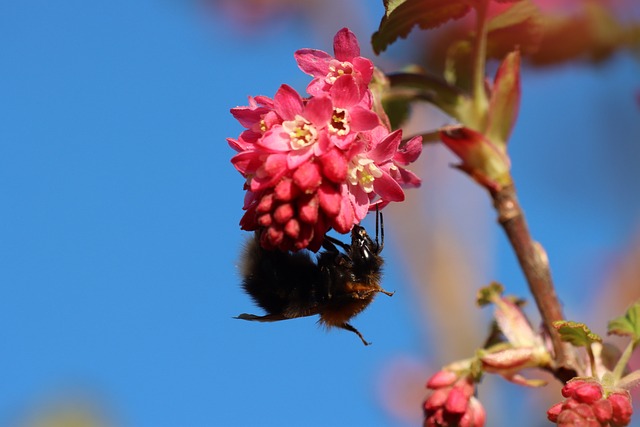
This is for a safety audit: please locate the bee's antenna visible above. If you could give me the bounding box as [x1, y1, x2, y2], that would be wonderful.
[376, 205, 384, 253]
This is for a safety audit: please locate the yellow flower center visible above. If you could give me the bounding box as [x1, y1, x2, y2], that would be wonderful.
[326, 61, 354, 84]
[348, 155, 382, 193]
[283, 115, 318, 150]
[329, 108, 350, 136]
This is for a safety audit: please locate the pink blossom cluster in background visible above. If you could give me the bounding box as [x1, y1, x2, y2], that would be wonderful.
[423, 370, 486, 427]
[228, 28, 422, 251]
[547, 379, 633, 426]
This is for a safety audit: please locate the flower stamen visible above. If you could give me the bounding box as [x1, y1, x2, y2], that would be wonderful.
[283, 115, 318, 150]
[329, 108, 350, 136]
[348, 155, 382, 193]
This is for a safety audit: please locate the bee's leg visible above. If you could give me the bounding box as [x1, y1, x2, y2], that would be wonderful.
[234, 313, 288, 322]
[379, 289, 395, 297]
[339, 322, 371, 346]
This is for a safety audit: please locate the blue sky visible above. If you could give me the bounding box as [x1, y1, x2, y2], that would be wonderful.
[1, 1, 639, 426]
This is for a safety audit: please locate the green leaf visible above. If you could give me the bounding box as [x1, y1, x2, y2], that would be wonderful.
[485, 49, 520, 148]
[608, 301, 640, 342]
[372, 0, 471, 54]
[553, 320, 602, 347]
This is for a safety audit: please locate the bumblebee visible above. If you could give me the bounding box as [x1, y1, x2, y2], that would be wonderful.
[236, 213, 391, 345]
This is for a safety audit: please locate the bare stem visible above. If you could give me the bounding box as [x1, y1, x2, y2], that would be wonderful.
[491, 184, 575, 378]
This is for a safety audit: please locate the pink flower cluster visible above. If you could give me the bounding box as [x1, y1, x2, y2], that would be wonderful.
[423, 370, 486, 427]
[547, 379, 633, 426]
[228, 28, 422, 251]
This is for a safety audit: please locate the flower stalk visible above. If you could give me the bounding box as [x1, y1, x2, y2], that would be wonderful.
[490, 183, 575, 378]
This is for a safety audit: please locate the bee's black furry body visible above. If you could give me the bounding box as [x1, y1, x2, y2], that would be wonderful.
[237, 223, 390, 345]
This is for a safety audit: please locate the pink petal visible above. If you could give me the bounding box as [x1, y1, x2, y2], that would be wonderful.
[287, 146, 314, 169]
[332, 132, 357, 151]
[294, 48, 332, 77]
[303, 95, 333, 127]
[227, 137, 251, 153]
[352, 56, 374, 86]
[330, 75, 361, 108]
[350, 187, 370, 222]
[231, 151, 263, 175]
[373, 171, 405, 202]
[306, 78, 327, 97]
[230, 105, 268, 128]
[258, 127, 291, 152]
[333, 28, 360, 62]
[394, 135, 423, 165]
[349, 106, 381, 132]
[274, 84, 303, 120]
[395, 167, 422, 188]
[369, 129, 402, 162]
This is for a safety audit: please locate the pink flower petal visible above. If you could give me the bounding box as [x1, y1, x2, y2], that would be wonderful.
[230, 105, 268, 128]
[294, 48, 332, 77]
[352, 56, 374, 85]
[394, 135, 423, 165]
[350, 187, 370, 222]
[330, 75, 361, 108]
[230, 151, 263, 175]
[333, 28, 360, 62]
[287, 146, 314, 169]
[303, 95, 333, 127]
[369, 129, 402, 162]
[259, 127, 292, 152]
[348, 106, 381, 132]
[373, 171, 405, 202]
[227, 137, 252, 153]
[273, 84, 303, 120]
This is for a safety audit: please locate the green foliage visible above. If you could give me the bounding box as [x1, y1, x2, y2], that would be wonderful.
[553, 320, 602, 348]
[608, 301, 640, 343]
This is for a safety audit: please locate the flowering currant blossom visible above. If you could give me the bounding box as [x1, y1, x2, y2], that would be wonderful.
[228, 28, 422, 251]
[547, 378, 633, 426]
[423, 370, 486, 427]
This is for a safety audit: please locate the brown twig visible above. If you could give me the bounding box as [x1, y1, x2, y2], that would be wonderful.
[491, 184, 576, 380]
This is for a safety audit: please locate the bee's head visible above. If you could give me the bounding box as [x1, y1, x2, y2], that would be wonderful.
[349, 224, 382, 267]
